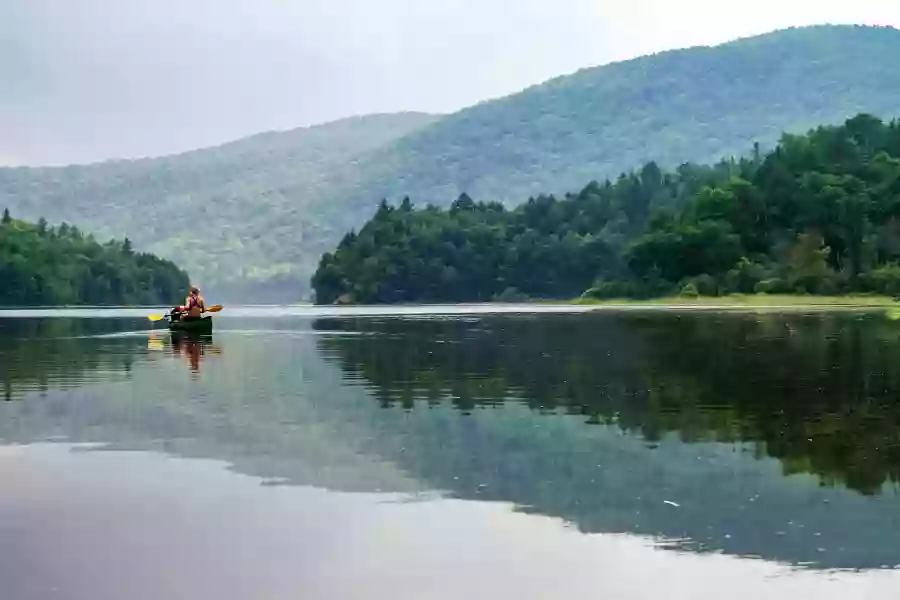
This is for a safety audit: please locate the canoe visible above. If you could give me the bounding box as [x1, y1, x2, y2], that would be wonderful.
[168, 316, 213, 334]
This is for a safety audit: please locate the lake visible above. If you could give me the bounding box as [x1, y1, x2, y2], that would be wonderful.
[3, 305, 900, 599]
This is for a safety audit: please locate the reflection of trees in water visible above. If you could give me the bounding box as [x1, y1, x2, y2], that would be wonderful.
[315, 311, 900, 496]
[2, 318, 225, 398]
[312, 314, 647, 413]
[633, 312, 900, 496]
[612, 312, 900, 499]
[0, 324, 422, 495]
[6, 313, 900, 569]
[1, 317, 151, 400]
[313, 311, 900, 569]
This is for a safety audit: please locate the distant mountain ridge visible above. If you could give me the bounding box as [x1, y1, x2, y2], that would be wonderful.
[3, 24, 900, 301]
[0, 112, 440, 300]
[349, 24, 900, 204]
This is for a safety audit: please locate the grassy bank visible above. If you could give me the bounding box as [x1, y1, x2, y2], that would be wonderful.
[569, 294, 900, 309]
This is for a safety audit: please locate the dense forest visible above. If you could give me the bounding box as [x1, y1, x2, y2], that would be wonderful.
[0, 210, 189, 306]
[313, 114, 900, 304]
[3, 25, 900, 300]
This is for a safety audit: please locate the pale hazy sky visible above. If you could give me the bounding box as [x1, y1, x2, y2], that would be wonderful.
[2, 0, 899, 166]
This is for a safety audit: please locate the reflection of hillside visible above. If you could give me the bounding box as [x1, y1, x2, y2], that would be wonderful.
[0, 323, 425, 495]
[1, 318, 154, 401]
[313, 312, 900, 569]
[311, 315, 648, 413]
[5, 314, 900, 569]
[315, 312, 900, 495]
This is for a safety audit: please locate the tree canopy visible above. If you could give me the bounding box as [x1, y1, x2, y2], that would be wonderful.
[0, 212, 189, 306]
[314, 114, 900, 304]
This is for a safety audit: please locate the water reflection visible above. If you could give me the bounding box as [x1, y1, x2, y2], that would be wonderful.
[313, 311, 900, 569]
[1, 318, 226, 399]
[148, 331, 223, 374]
[0, 317, 153, 401]
[10, 444, 897, 600]
[314, 311, 900, 496]
[5, 310, 900, 571]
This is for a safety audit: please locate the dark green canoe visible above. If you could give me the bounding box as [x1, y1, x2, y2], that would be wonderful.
[168, 316, 213, 334]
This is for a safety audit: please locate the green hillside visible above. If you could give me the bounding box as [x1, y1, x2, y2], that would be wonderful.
[3, 25, 900, 301]
[0, 112, 439, 301]
[346, 25, 900, 205]
[313, 113, 900, 304]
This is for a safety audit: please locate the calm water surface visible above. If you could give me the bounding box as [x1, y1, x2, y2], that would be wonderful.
[3, 305, 900, 599]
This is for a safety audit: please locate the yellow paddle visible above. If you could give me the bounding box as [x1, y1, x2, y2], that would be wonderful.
[148, 304, 223, 322]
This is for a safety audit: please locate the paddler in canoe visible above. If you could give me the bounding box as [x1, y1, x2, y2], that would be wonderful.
[170, 285, 207, 322]
[146, 289, 221, 330]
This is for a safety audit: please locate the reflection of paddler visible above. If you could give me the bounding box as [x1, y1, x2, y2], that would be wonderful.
[169, 333, 220, 372]
[170, 334, 198, 372]
[184, 338, 201, 372]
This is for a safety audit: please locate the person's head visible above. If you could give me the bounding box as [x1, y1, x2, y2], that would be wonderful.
[190, 286, 200, 296]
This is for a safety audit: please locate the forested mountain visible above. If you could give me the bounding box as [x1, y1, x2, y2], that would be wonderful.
[0, 209, 189, 306]
[350, 25, 900, 206]
[0, 113, 439, 301]
[312, 114, 900, 304]
[4, 25, 900, 301]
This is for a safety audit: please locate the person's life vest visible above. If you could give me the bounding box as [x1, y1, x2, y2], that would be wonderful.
[185, 294, 204, 316]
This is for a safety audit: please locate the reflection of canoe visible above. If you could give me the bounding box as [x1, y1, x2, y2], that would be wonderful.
[170, 330, 213, 343]
[168, 316, 213, 333]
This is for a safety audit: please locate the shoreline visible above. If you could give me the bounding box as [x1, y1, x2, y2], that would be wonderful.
[568, 294, 900, 311]
[3, 295, 899, 318]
